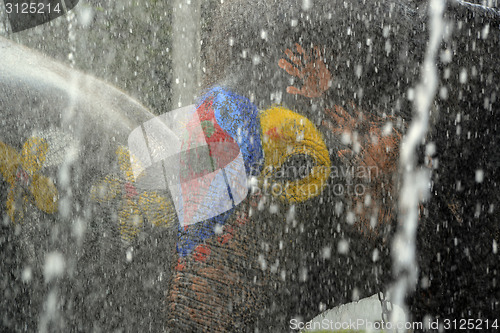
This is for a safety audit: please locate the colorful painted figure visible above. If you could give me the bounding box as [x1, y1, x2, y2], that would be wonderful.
[163, 86, 332, 330]
[90, 146, 176, 243]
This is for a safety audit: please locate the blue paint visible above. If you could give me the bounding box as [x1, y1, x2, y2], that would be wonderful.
[199, 87, 264, 175]
[176, 209, 234, 257]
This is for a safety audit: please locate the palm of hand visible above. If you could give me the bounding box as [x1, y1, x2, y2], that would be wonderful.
[278, 43, 331, 98]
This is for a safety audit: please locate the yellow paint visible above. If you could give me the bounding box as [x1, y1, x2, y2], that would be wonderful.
[31, 173, 58, 216]
[260, 106, 331, 203]
[0, 141, 20, 186]
[118, 199, 144, 242]
[138, 192, 177, 228]
[21, 137, 48, 175]
[0, 138, 58, 223]
[90, 175, 121, 203]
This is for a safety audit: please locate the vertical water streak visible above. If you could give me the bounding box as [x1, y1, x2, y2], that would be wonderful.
[58, 3, 78, 216]
[65, 4, 77, 69]
[38, 6, 80, 331]
[171, 0, 201, 108]
[391, 0, 446, 319]
[0, 4, 8, 35]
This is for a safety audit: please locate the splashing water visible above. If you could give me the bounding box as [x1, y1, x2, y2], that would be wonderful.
[391, 0, 446, 320]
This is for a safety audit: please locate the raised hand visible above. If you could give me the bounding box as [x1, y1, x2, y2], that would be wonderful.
[322, 103, 402, 239]
[278, 43, 331, 98]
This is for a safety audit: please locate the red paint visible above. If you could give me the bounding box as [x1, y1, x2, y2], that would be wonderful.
[193, 244, 211, 262]
[124, 181, 138, 198]
[225, 225, 234, 235]
[265, 127, 281, 139]
[16, 168, 30, 186]
[175, 258, 185, 271]
[218, 233, 233, 245]
[235, 211, 249, 226]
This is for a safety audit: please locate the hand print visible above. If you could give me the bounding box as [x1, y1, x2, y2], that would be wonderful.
[322, 103, 402, 239]
[278, 43, 331, 98]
